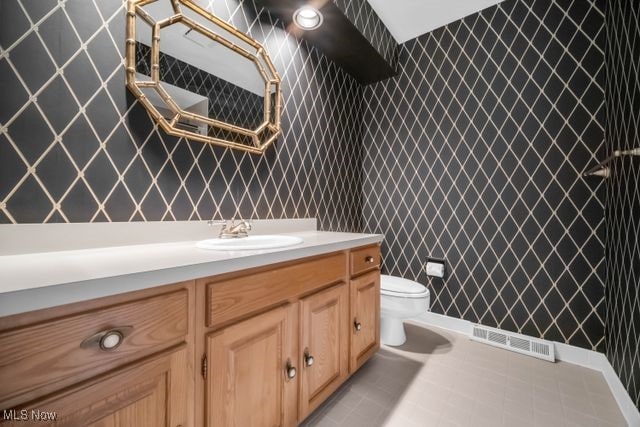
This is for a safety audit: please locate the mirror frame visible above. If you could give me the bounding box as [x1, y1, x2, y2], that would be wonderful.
[125, 0, 282, 154]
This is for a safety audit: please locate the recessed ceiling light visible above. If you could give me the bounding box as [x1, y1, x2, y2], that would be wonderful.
[293, 6, 323, 30]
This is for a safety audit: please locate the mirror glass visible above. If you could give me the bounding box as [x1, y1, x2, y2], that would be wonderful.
[127, 0, 281, 153]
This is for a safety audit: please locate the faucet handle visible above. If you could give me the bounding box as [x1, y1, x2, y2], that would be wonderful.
[208, 220, 230, 235]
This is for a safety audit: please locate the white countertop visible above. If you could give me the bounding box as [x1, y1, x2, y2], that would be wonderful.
[0, 226, 382, 316]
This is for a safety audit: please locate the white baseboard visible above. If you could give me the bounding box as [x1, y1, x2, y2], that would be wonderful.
[413, 312, 640, 427]
[598, 356, 640, 427]
[414, 311, 472, 335]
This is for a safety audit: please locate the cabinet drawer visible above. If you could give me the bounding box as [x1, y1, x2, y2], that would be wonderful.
[0, 289, 188, 409]
[350, 245, 380, 277]
[205, 252, 346, 328]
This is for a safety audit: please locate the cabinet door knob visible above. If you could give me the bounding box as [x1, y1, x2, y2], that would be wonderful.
[303, 348, 315, 367]
[354, 320, 362, 332]
[365, 256, 375, 263]
[80, 326, 133, 351]
[285, 359, 297, 379]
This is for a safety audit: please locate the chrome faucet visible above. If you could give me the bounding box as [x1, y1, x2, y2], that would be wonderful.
[208, 218, 252, 239]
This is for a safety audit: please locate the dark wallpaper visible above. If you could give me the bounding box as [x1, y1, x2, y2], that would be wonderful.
[605, 0, 640, 409]
[361, 0, 607, 351]
[0, 0, 363, 231]
[1, 0, 636, 363]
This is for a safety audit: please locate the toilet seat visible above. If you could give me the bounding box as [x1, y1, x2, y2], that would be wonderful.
[381, 275, 429, 298]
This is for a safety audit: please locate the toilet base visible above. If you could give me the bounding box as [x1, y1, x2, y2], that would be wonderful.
[380, 316, 406, 346]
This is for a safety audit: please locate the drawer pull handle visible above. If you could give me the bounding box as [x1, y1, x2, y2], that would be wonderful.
[303, 348, 315, 367]
[365, 256, 375, 263]
[354, 320, 362, 332]
[285, 359, 297, 380]
[80, 326, 134, 351]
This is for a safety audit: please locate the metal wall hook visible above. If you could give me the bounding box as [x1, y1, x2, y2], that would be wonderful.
[583, 148, 640, 178]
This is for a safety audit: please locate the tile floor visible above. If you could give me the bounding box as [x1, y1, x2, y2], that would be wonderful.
[301, 322, 627, 427]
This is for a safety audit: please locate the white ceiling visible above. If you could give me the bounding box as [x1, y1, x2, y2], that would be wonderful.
[366, 0, 505, 44]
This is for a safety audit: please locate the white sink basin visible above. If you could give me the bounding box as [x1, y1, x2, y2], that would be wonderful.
[196, 235, 304, 251]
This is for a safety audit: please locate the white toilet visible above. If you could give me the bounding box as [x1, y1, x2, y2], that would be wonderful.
[380, 275, 430, 346]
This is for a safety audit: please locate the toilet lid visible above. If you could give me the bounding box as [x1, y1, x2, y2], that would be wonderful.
[380, 275, 429, 297]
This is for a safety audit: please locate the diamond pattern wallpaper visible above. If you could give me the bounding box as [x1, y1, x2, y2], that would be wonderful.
[605, 0, 640, 409]
[1, 0, 635, 360]
[361, 0, 607, 350]
[0, 0, 363, 231]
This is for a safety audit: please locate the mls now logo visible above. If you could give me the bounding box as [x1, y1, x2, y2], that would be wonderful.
[3, 409, 58, 421]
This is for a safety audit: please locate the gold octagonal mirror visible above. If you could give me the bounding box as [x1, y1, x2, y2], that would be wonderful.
[126, 0, 282, 154]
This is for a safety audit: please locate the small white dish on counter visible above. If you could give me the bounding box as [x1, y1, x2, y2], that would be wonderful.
[196, 235, 304, 251]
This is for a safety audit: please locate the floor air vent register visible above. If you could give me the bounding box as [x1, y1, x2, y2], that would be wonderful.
[470, 324, 555, 362]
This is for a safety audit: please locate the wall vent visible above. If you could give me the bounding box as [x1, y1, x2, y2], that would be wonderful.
[470, 324, 555, 362]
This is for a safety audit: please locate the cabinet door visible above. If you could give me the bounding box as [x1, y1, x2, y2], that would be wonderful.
[299, 283, 349, 419]
[207, 305, 298, 427]
[2, 347, 189, 427]
[350, 271, 380, 372]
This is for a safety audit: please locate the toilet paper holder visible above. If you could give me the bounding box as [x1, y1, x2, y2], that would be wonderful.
[425, 258, 446, 279]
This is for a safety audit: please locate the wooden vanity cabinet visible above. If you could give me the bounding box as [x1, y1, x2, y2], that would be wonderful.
[201, 246, 380, 426]
[0, 244, 380, 427]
